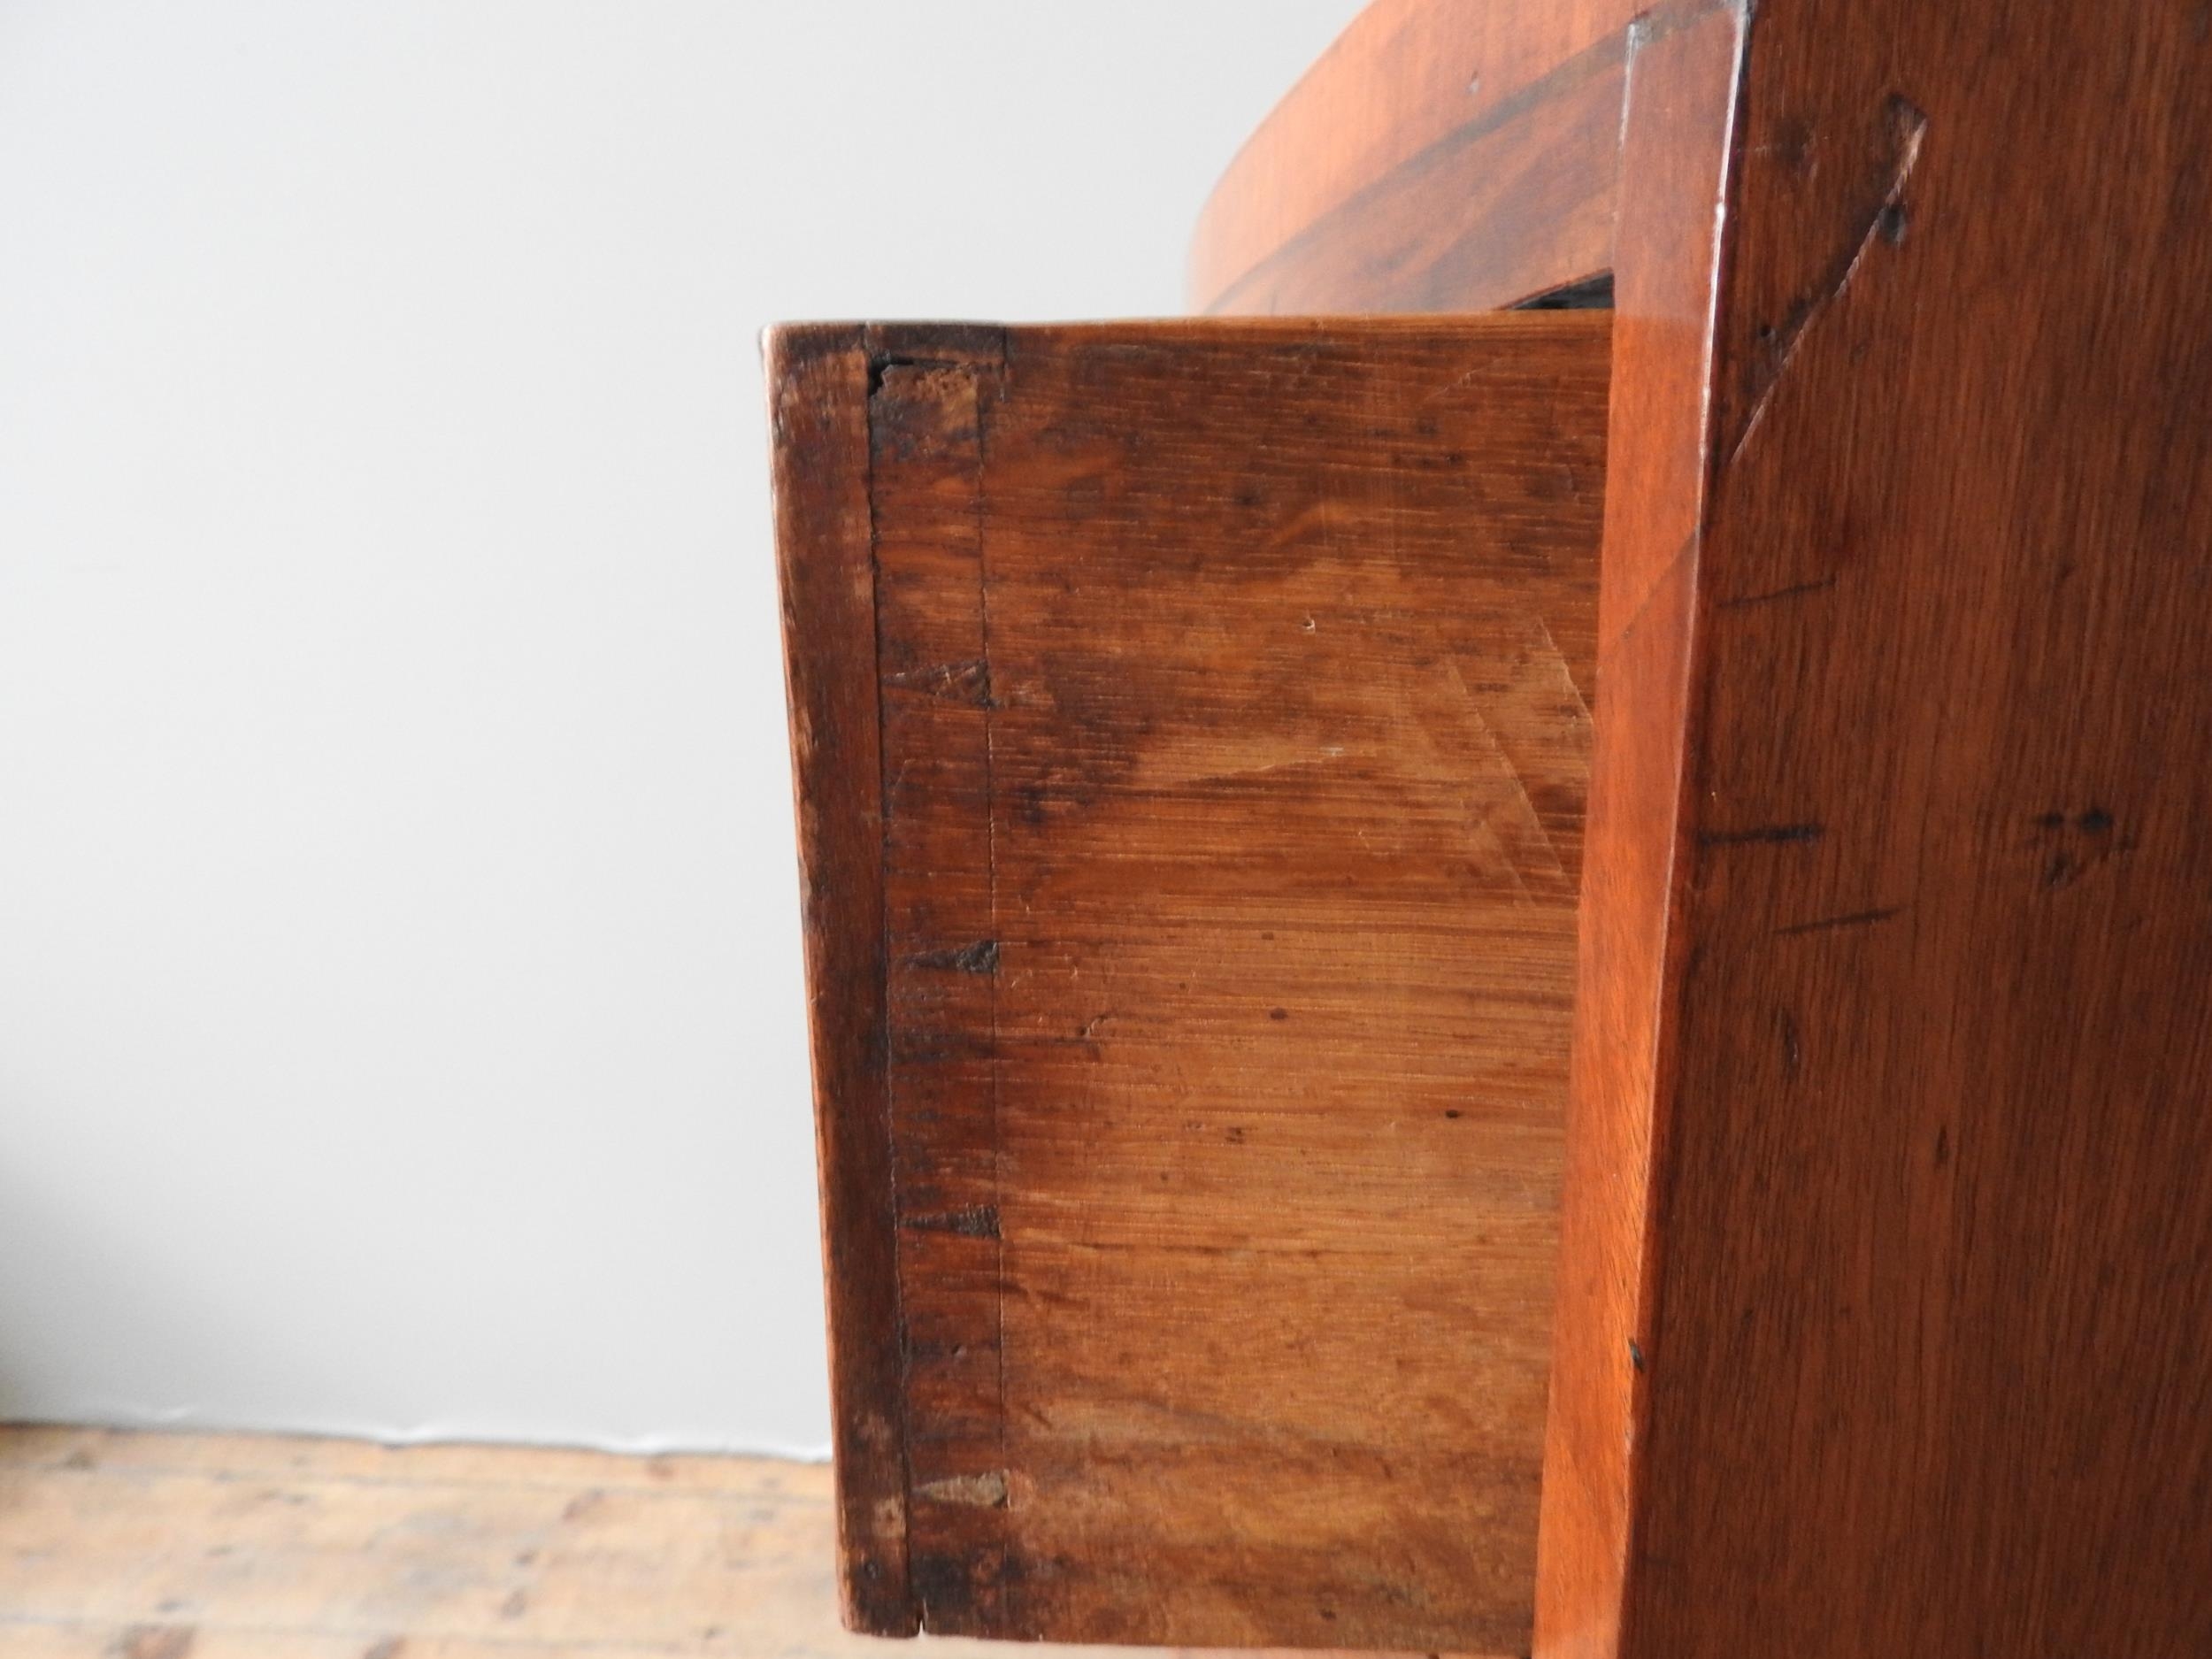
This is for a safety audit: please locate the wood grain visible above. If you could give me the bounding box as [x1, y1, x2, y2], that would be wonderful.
[1599, 1, 2212, 1655]
[1532, 7, 1744, 1657]
[866, 325, 1014, 1638]
[0, 1425, 1374, 1659]
[768, 327, 911, 1635]
[0, 1430, 853, 1655]
[1200, 32, 1626, 318]
[1192, 0, 1639, 312]
[1192, 4, 2212, 1655]
[771, 314, 1610, 1653]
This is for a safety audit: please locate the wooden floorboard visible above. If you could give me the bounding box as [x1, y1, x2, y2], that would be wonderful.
[0, 1426, 1366, 1659]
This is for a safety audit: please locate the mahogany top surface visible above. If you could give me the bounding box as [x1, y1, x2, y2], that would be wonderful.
[1189, 0, 1638, 314]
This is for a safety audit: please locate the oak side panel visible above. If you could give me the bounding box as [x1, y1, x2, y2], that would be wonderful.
[983, 319, 1604, 1653]
[766, 325, 913, 1636]
[777, 314, 1611, 1654]
[1202, 35, 1625, 318]
[1193, 0, 1640, 312]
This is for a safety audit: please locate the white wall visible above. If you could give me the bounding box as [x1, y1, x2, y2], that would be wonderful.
[0, 0, 1365, 1454]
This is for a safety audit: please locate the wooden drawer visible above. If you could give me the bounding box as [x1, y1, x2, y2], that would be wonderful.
[772, 315, 1606, 1650]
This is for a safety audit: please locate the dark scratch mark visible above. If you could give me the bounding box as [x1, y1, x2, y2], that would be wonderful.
[1774, 904, 1903, 936]
[889, 1030, 996, 1064]
[2033, 808, 2117, 879]
[1628, 1339, 1647, 1374]
[1933, 1125, 1951, 1168]
[1724, 95, 1929, 469]
[908, 1205, 1001, 1240]
[903, 1336, 967, 1363]
[1716, 574, 1839, 610]
[1697, 821, 1825, 847]
[2037, 806, 2123, 888]
[909, 939, 1000, 974]
[884, 657, 994, 707]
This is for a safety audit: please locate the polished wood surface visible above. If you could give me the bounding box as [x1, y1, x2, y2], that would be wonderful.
[772, 316, 1609, 1653]
[1534, 7, 1744, 1655]
[1192, 0, 1637, 313]
[1198, 28, 1625, 318]
[1574, 2, 2212, 1655]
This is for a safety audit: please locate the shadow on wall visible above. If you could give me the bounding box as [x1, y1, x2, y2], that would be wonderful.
[0, 1159, 312, 1435]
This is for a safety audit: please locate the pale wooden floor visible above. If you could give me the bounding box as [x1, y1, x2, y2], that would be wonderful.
[0, 1425, 1315, 1659]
